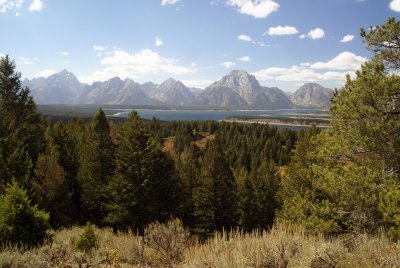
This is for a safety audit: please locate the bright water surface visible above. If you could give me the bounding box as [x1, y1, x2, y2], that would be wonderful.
[106, 108, 328, 130]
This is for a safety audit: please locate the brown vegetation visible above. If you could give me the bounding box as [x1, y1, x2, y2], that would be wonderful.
[1, 220, 399, 267]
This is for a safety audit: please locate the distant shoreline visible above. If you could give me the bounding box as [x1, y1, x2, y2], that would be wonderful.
[223, 118, 329, 128]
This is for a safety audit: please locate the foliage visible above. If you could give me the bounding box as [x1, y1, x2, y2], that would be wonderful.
[106, 111, 181, 232]
[0, 181, 49, 247]
[194, 138, 238, 236]
[33, 132, 66, 227]
[278, 18, 400, 238]
[75, 223, 98, 252]
[360, 16, 400, 70]
[78, 108, 115, 226]
[145, 218, 190, 266]
[0, 55, 45, 191]
[1, 222, 400, 267]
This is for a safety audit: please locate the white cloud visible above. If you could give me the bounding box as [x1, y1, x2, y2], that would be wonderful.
[79, 48, 195, 84]
[18, 57, 34, 65]
[310, 51, 367, 71]
[226, 0, 279, 18]
[93, 45, 106, 52]
[299, 34, 306, 39]
[58, 51, 69, 56]
[28, 0, 44, 12]
[266, 26, 298, 36]
[0, 0, 23, 13]
[237, 34, 265, 46]
[307, 28, 325, 39]
[340, 34, 354, 43]
[221, 61, 235, 69]
[155, 37, 163, 47]
[33, 69, 57, 78]
[239, 56, 250, 62]
[390, 0, 400, 12]
[252, 51, 367, 85]
[181, 79, 213, 89]
[238, 34, 252, 42]
[161, 0, 179, 5]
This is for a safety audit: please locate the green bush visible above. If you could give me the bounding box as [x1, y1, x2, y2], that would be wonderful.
[75, 223, 98, 252]
[0, 180, 49, 247]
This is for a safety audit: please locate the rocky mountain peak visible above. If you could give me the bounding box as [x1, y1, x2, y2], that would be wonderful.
[214, 70, 261, 90]
[160, 78, 185, 89]
[291, 83, 333, 108]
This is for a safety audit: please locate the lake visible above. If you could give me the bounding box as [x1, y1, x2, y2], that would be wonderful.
[107, 108, 328, 130]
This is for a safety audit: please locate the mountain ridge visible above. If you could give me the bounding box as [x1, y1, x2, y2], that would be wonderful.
[23, 69, 332, 109]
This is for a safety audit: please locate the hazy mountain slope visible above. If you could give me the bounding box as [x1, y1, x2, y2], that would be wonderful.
[195, 70, 292, 108]
[23, 69, 83, 104]
[291, 83, 333, 108]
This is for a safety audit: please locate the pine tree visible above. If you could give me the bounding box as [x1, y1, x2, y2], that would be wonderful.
[33, 132, 66, 227]
[278, 17, 400, 236]
[0, 180, 49, 247]
[78, 108, 115, 225]
[106, 111, 180, 232]
[48, 122, 82, 224]
[194, 138, 238, 235]
[0, 55, 45, 191]
[180, 143, 201, 230]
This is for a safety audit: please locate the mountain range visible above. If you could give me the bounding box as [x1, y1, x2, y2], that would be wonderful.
[23, 69, 333, 109]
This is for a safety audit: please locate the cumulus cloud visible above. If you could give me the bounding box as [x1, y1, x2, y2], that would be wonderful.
[266, 26, 298, 36]
[0, 0, 23, 13]
[155, 37, 163, 47]
[28, 0, 44, 12]
[79, 48, 195, 84]
[161, 0, 179, 5]
[307, 28, 325, 39]
[238, 34, 252, 42]
[221, 61, 235, 69]
[58, 51, 69, 56]
[239, 56, 251, 62]
[390, 0, 400, 12]
[310, 51, 367, 70]
[226, 0, 279, 18]
[33, 69, 57, 78]
[299, 34, 306, 39]
[252, 51, 367, 85]
[340, 34, 354, 43]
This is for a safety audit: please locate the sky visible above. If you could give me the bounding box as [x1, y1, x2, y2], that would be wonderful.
[1, 0, 400, 91]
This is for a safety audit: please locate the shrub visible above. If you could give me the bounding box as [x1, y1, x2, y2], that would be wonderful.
[145, 218, 190, 266]
[75, 223, 98, 252]
[0, 180, 49, 247]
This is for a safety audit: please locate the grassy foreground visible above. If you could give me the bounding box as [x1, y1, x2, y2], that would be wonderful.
[1, 220, 399, 267]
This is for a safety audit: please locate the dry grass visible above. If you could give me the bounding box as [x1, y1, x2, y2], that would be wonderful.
[1, 222, 399, 267]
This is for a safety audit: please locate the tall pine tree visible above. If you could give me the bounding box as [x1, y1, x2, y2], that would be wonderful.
[106, 111, 180, 232]
[78, 108, 115, 225]
[194, 138, 238, 235]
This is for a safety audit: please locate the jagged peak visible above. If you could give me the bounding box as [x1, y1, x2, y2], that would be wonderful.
[160, 77, 186, 88]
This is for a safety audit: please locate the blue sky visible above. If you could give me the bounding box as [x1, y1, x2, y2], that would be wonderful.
[1, 0, 399, 91]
